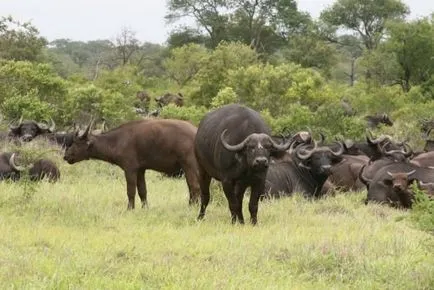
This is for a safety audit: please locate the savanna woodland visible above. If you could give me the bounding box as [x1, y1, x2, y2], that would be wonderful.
[0, 0, 433, 288]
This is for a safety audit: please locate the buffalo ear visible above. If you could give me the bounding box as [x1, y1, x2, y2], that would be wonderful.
[86, 139, 94, 149]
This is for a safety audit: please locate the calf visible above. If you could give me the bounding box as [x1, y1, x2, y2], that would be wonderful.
[64, 118, 201, 209]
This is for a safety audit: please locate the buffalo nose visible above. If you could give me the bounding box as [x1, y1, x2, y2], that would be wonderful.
[254, 157, 268, 167]
[321, 165, 332, 173]
[22, 135, 33, 142]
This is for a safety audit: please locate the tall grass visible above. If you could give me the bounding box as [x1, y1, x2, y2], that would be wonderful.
[0, 145, 432, 289]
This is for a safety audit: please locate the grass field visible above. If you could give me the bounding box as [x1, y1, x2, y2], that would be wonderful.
[0, 148, 433, 289]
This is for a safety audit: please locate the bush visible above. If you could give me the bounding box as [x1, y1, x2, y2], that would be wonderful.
[225, 63, 338, 116]
[2, 88, 56, 121]
[63, 84, 136, 127]
[211, 87, 239, 108]
[409, 184, 434, 233]
[190, 42, 259, 106]
[0, 60, 67, 104]
[159, 105, 208, 126]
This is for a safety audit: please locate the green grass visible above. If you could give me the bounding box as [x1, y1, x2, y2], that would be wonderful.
[0, 149, 433, 289]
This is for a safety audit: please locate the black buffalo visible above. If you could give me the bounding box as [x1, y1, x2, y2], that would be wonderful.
[155, 92, 184, 108]
[0, 152, 60, 182]
[365, 113, 393, 129]
[360, 163, 434, 208]
[264, 141, 344, 198]
[422, 128, 434, 152]
[194, 104, 292, 225]
[8, 117, 56, 142]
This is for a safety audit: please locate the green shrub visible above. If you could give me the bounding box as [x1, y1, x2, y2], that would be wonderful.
[409, 184, 434, 233]
[63, 84, 136, 127]
[2, 88, 56, 121]
[159, 105, 208, 126]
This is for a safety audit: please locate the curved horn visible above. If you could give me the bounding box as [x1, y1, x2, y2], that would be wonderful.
[296, 141, 318, 160]
[366, 130, 392, 145]
[269, 135, 292, 151]
[319, 132, 326, 145]
[48, 118, 56, 132]
[9, 116, 23, 130]
[330, 141, 344, 156]
[79, 118, 94, 138]
[423, 128, 432, 140]
[406, 169, 416, 177]
[359, 165, 372, 185]
[419, 181, 434, 186]
[383, 143, 413, 158]
[9, 153, 26, 171]
[395, 137, 410, 146]
[220, 129, 248, 152]
[288, 140, 299, 155]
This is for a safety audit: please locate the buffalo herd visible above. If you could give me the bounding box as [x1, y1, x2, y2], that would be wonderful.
[1, 103, 433, 225]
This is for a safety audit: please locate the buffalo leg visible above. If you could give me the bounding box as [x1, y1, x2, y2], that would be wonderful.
[125, 170, 138, 210]
[136, 168, 147, 208]
[197, 168, 211, 221]
[222, 180, 241, 224]
[249, 180, 266, 225]
[182, 161, 201, 205]
[233, 182, 248, 224]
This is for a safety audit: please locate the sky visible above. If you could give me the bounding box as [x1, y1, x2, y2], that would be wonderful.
[0, 0, 432, 44]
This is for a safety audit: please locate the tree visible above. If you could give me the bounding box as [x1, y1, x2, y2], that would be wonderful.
[166, 0, 230, 48]
[0, 16, 47, 62]
[386, 16, 434, 92]
[320, 0, 409, 50]
[167, 26, 208, 48]
[114, 27, 140, 66]
[336, 35, 364, 85]
[163, 44, 208, 87]
[165, 0, 310, 55]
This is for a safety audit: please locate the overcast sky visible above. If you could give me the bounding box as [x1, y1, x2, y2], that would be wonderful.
[0, 0, 432, 44]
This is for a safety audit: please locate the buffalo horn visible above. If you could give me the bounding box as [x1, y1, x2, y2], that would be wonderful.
[269, 135, 292, 151]
[296, 141, 318, 160]
[37, 118, 56, 132]
[220, 129, 248, 152]
[366, 130, 392, 145]
[419, 181, 434, 186]
[319, 132, 326, 145]
[9, 153, 26, 171]
[386, 169, 416, 177]
[79, 118, 94, 138]
[383, 142, 413, 158]
[359, 165, 372, 185]
[9, 116, 23, 130]
[329, 141, 344, 156]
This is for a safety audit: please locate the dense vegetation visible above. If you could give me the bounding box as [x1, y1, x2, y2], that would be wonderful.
[0, 0, 433, 288]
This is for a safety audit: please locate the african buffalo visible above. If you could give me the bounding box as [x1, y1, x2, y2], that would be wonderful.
[155, 92, 184, 108]
[194, 104, 292, 225]
[420, 118, 434, 135]
[360, 163, 434, 208]
[263, 141, 344, 198]
[327, 154, 369, 191]
[0, 152, 60, 182]
[418, 181, 434, 199]
[8, 117, 56, 142]
[422, 129, 434, 152]
[365, 113, 393, 129]
[63, 118, 201, 209]
[411, 151, 434, 168]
